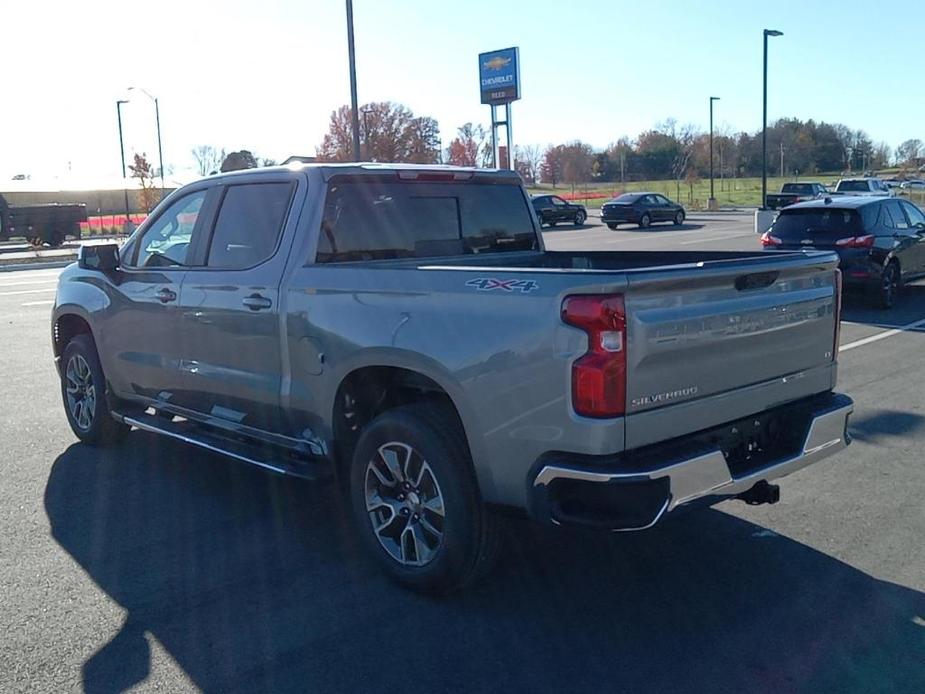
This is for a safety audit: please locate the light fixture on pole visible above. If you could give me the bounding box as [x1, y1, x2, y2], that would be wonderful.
[709, 96, 720, 210]
[128, 87, 165, 197]
[116, 100, 130, 225]
[761, 29, 783, 210]
[346, 0, 361, 162]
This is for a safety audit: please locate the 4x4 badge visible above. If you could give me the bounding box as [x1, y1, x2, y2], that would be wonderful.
[465, 278, 539, 293]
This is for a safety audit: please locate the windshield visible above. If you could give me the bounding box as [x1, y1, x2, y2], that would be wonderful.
[317, 180, 538, 262]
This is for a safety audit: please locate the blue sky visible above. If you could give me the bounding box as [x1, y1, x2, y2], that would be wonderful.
[3, 0, 922, 181]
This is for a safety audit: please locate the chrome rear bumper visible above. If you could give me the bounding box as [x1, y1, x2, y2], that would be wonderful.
[532, 393, 853, 531]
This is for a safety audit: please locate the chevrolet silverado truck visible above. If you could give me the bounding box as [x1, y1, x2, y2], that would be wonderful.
[766, 182, 829, 210]
[832, 177, 893, 197]
[52, 164, 853, 592]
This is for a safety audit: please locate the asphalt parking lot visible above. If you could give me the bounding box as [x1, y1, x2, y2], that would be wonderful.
[2, 215, 924, 693]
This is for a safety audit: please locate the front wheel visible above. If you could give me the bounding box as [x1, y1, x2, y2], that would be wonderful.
[639, 213, 651, 229]
[60, 335, 129, 445]
[574, 210, 587, 226]
[606, 223, 619, 230]
[350, 404, 500, 593]
[674, 210, 685, 226]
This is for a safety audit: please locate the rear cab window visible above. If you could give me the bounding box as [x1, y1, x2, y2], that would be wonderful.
[206, 183, 295, 269]
[315, 178, 538, 263]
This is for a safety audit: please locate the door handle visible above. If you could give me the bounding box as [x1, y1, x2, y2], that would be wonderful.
[155, 288, 177, 303]
[242, 294, 272, 311]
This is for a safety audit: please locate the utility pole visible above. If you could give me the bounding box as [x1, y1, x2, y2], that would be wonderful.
[346, 0, 361, 162]
[780, 141, 784, 178]
[709, 96, 720, 209]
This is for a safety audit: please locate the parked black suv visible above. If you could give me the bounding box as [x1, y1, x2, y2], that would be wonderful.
[601, 192, 685, 229]
[531, 195, 587, 227]
[762, 196, 925, 308]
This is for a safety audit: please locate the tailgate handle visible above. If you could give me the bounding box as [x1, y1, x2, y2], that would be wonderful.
[735, 271, 779, 291]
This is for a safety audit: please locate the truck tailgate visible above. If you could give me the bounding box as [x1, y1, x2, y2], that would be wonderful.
[623, 252, 839, 447]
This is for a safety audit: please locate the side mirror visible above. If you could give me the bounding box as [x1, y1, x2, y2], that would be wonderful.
[78, 243, 120, 271]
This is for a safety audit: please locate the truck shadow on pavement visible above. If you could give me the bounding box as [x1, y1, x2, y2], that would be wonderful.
[45, 435, 925, 694]
[841, 285, 925, 327]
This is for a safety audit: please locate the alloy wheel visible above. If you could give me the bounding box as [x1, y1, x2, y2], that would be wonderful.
[364, 441, 446, 567]
[65, 354, 96, 431]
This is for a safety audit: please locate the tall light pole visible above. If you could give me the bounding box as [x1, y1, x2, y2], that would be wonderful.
[116, 100, 130, 224]
[361, 106, 373, 160]
[346, 0, 361, 162]
[128, 87, 165, 197]
[762, 29, 783, 210]
[709, 96, 720, 209]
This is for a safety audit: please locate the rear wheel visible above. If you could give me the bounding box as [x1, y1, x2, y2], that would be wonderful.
[60, 335, 129, 445]
[574, 210, 587, 226]
[674, 210, 685, 226]
[350, 404, 501, 593]
[878, 262, 900, 309]
[639, 213, 651, 229]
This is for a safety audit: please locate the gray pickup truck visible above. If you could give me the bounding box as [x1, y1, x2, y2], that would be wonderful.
[53, 164, 853, 592]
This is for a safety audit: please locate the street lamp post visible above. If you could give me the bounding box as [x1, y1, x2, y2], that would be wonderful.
[709, 96, 720, 210]
[361, 107, 373, 160]
[346, 0, 361, 162]
[762, 29, 784, 210]
[116, 100, 130, 225]
[128, 87, 165, 197]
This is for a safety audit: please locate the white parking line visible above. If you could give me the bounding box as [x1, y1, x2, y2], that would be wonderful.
[21, 300, 55, 307]
[0, 279, 60, 287]
[840, 317, 925, 352]
[0, 288, 57, 297]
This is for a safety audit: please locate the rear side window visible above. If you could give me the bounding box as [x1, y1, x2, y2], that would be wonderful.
[315, 180, 537, 263]
[885, 200, 909, 230]
[206, 183, 294, 269]
[772, 207, 865, 242]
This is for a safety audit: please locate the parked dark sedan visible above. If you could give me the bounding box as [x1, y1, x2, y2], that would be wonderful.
[601, 192, 686, 229]
[531, 195, 587, 227]
[762, 196, 925, 308]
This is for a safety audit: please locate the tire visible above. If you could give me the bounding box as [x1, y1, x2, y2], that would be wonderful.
[574, 210, 587, 226]
[349, 404, 501, 593]
[60, 334, 129, 445]
[878, 262, 900, 309]
[639, 213, 651, 229]
[607, 223, 619, 230]
[674, 210, 685, 226]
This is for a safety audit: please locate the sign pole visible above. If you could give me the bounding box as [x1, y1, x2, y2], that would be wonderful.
[505, 102, 513, 170]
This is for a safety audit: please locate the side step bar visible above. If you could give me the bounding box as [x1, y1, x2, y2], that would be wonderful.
[113, 411, 334, 481]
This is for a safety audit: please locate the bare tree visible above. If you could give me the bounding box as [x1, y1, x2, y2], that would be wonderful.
[129, 153, 160, 213]
[896, 138, 923, 165]
[516, 144, 543, 184]
[191, 145, 226, 176]
[671, 125, 699, 200]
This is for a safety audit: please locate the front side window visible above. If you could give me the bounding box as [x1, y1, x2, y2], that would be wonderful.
[316, 180, 537, 263]
[551, 197, 567, 207]
[134, 191, 206, 268]
[206, 183, 294, 269]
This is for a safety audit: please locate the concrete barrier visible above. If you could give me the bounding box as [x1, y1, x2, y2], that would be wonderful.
[754, 209, 776, 234]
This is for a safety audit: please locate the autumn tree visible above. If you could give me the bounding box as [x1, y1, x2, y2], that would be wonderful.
[446, 123, 489, 167]
[896, 138, 923, 164]
[514, 144, 543, 183]
[129, 152, 160, 213]
[559, 141, 594, 190]
[191, 145, 225, 176]
[317, 102, 441, 163]
[540, 145, 564, 186]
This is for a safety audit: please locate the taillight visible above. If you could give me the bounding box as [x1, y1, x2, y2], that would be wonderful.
[835, 235, 875, 248]
[833, 269, 842, 360]
[761, 232, 782, 247]
[561, 295, 626, 418]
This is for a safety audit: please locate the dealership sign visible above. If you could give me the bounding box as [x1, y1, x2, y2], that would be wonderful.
[479, 47, 520, 105]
